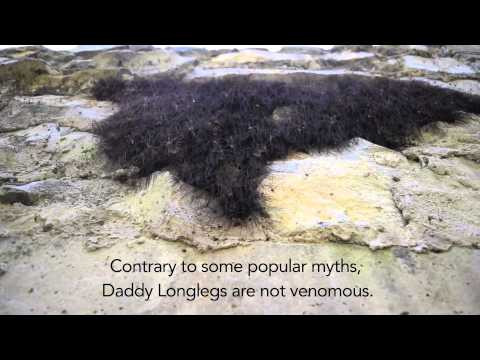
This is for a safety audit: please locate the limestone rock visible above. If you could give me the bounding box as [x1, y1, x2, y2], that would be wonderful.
[0, 172, 17, 185]
[205, 49, 318, 69]
[187, 67, 373, 80]
[279, 46, 329, 55]
[0, 58, 55, 92]
[0, 224, 9, 238]
[0, 122, 106, 183]
[0, 262, 6, 277]
[1, 239, 478, 314]
[444, 45, 480, 58]
[60, 59, 96, 74]
[373, 45, 436, 58]
[391, 175, 480, 251]
[0, 95, 117, 132]
[0, 94, 116, 183]
[0, 45, 74, 67]
[0, 45, 480, 315]
[29, 68, 127, 95]
[403, 55, 475, 74]
[403, 117, 480, 163]
[70, 45, 124, 54]
[92, 49, 194, 76]
[319, 51, 375, 62]
[0, 180, 71, 205]
[398, 77, 480, 96]
[0, 185, 39, 205]
[449, 80, 480, 95]
[0, 96, 65, 132]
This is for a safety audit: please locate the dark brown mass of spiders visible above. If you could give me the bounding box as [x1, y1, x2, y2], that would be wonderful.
[92, 74, 480, 220]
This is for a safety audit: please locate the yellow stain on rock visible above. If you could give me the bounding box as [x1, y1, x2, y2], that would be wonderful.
[264, 156, 391, 232]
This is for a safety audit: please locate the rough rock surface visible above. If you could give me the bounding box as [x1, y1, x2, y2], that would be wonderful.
[1, 45, 479, 314]
[402, 55, 475, 74]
